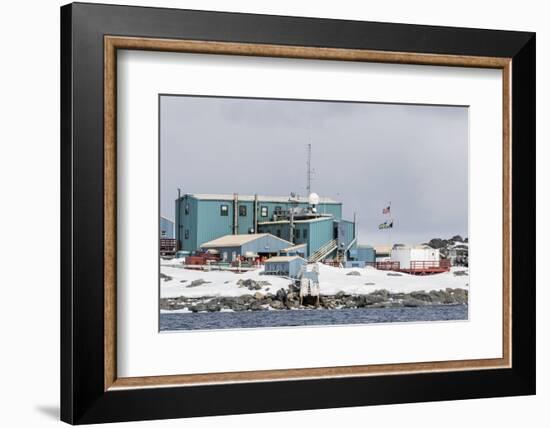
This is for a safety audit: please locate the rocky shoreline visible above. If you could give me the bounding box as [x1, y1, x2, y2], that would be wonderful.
[160, 280, 468, 313]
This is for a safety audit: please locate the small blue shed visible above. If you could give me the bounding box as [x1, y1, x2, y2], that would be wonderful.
[160, 216, 175, 239]
[349, 244, 375, 263]
[200, 233, 293, 261]
[264, 256, 307, 278]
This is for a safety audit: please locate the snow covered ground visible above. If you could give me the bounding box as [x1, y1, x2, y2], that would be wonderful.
[160, 259, 468, 299]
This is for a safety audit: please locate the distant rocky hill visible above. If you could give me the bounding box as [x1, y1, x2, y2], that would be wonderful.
[425, 235, 468, 249]
[422, 235, 469, 267]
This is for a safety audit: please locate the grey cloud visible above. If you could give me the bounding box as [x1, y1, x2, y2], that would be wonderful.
[160, 95, 468, 245]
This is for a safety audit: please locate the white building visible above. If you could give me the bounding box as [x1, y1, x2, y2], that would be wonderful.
[390, 245, 440, 269]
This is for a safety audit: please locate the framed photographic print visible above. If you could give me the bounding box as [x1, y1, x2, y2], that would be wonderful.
[60, 2, 536, 424]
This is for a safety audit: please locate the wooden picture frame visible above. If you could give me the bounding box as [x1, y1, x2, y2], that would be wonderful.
[61, 2, 535, 424]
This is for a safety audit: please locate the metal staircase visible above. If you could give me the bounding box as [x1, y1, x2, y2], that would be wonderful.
[336, 237, 357, 263]
[308, 239, 337, 262]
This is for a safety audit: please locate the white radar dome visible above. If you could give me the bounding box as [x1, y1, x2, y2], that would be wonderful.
[308, 192, 320, 206]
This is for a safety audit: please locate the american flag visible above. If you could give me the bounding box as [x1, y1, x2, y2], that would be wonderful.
[382, 205, 391, 214]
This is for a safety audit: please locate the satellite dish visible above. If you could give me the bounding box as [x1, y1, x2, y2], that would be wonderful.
[308, 192, 320, 206]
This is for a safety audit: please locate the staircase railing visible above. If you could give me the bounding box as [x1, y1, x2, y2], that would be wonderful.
[308, 239, 337, 262]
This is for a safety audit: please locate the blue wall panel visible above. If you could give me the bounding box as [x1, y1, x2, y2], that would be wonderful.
[160, 217, 174, 239]
[175, 194, 345, 254]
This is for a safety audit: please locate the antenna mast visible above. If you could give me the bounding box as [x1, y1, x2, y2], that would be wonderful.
[306, 143, 312, 195]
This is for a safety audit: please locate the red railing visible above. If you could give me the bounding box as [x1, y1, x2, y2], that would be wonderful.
[365, 259, 451, 274]
[409, 260, 451, 270]
[366, 261, 401, 271]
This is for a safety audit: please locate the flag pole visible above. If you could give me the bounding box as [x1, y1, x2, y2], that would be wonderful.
[388, 201, 392, 249]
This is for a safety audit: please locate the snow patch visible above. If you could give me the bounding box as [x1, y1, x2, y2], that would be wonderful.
[160, 263, 468, 299]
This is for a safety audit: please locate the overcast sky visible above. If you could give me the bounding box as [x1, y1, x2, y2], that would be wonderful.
[160, 95, 468, 245]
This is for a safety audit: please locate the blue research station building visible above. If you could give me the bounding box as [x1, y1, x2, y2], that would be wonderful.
[160, 216, 175, 239]
[174, 193, 375, 264]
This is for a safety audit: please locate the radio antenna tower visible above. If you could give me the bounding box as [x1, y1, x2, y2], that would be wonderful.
[306, 143, 312, 195]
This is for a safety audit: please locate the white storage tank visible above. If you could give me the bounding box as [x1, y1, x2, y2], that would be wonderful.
[390, 245, 439, 269]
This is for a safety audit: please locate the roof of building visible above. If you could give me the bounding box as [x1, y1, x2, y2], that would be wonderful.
[281, 243, 307, 252]
[356, 244, 374, 249]
[265, 256, 306, 263]
[392, 244, 436, 250]
[184, 193, 340, 204]
[373, 245, 392, 254]
[258, 216, 334, 226]
[200, 233, 292, 248]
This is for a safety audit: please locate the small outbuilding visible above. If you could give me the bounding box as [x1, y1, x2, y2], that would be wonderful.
[391, 245, 439, 268]
[264, 256, 307, 278]
[373, 245, 392, 261]
[390, 245, 449, 274]
[349, 244, 375, 263]
[200, 233, 293, 261]
[160, 216, 175, 238]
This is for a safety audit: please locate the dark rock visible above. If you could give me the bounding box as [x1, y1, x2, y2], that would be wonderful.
[276, 288, 287, 302]
[387, 272, 402, 277]
[187, 278, 211, 287]
[287, 291, 298, 301]
[249, 300, 264, 311]
[285, 299, 300, 309]
[410, 291, 433, 302]
[428, 238, 446, 249]
[453, 288, 468, 303]
[288, 282, 300, 293]
[364, 294, 386, 305]
[237, 279, 264, 291]
[370, 289, 389, 300]
[355, 296, 367, 308]
[346, 271, 361, 276]
[428, 290, 446, 303]
[270, 300, 284, 310]
[236, 294, 254, 305]
[191, 303, 207, 312]
[206, 300, 221, 312]
[344, 299, 356, 308]
[370, 303, 387, 308]
[403, 298, 426, 307]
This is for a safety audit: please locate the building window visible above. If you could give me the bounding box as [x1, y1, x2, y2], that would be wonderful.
[220, 204, 228, 216]
[260, 206, 268, 217]
[274, 206, 282, 214]
[295, 229, 300, 239]
[184, 204, 189, 215]
[303, 229, 308, 239]
[276, 229, 281, 238]
[239, 205, 247, 216]
[161, 230, 166, 237]
[184, 229, 189, 239]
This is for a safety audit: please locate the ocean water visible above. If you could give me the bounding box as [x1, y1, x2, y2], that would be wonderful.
[160, 304, 468, 331]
